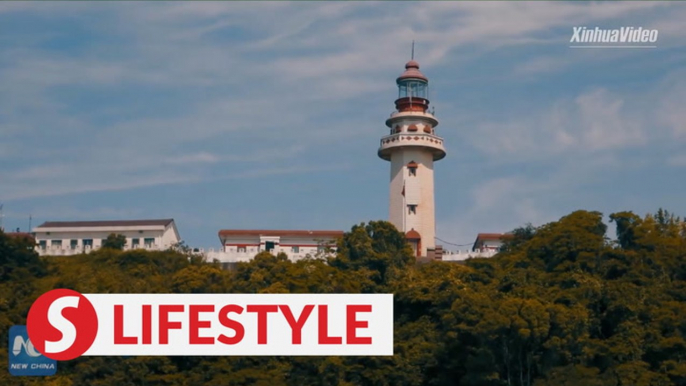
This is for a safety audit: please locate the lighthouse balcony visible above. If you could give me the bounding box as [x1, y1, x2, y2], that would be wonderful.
[386, 111, 439, 128]
[378, 133, 446, 161]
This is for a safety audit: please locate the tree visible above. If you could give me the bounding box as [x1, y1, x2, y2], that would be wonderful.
[525, 210, 608, 273]
[330, 220, 415, 287]
[609, 211, 641, 250]
[0, 230, 45, 281]
[500, 223, 537, 253]
[101, 233, 127, 250]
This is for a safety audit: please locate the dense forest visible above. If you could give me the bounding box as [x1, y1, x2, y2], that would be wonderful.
[1, 209, 686, 386]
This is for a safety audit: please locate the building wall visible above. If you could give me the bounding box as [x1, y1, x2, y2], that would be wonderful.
[198, 246, 496, 265]
[440, 249, 498, 261]
[33, 225, 179, 255]
[478, 240, 504, 251]
[161, 226, 180, 248]
[35, 230, 161, 248]
[220, 234, 338, 262]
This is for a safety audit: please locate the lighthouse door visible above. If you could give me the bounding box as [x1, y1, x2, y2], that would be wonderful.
[409, 240, 418, 256]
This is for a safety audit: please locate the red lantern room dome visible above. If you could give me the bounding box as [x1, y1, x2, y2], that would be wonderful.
[397, 60, 428, 83]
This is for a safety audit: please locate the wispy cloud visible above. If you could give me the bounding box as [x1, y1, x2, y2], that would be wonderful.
[667, 154, 686, 167]
[461, 88, 646, 162]
[436, 153, 628, 246]
[1, 160, 348, 201]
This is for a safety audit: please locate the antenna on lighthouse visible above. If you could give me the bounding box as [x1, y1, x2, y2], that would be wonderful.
[411, 40, 415, 60]
[0, 203, 4, 232]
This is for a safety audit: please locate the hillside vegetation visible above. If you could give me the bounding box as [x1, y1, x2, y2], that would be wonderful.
[1, 210, 686, 386]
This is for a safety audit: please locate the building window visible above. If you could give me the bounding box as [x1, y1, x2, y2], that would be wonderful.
[144, 238, 155, 247]
[132, 238, 140, 247]
[51, 240, 62, 247]
[407, 161, 418, 176]
[70, 240, 78, 249]
[265, 241, 275, 252]
[238, 247, 246, 253]
[408, 205, 417, 214]
[83, 239, 93, 248]
[291, 246, 300, 253]
[39, 240, 47, 250]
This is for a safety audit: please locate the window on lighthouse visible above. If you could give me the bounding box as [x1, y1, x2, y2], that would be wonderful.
[407, 161, 418, 176]
[399, 81, 428, 99]
[408, 205, 417, 214]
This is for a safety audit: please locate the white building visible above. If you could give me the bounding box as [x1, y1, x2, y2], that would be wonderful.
[430, 233, 510, 262]
[202, 229, 343, 263]
[379, 59, 446, 258]
[440, 249, 499, 262]
[195, 229, 505, 265]
[32, 219, 180, 256]
[472, 233, 512, 253]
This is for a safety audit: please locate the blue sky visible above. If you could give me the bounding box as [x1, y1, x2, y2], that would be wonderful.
[1, 1, 685, 249]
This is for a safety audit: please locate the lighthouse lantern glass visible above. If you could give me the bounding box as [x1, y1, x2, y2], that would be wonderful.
[398, 80, 428, 99]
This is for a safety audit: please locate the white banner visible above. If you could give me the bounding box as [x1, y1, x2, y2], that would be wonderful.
[27, 291, 394, 359]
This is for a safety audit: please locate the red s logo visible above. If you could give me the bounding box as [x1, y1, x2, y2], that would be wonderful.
[27, 289, 98, 360]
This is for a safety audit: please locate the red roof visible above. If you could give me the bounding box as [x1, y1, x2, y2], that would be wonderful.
[475, 233, 512, 241]
[218, 230, 343, 238]
[397, 60, 428, 82]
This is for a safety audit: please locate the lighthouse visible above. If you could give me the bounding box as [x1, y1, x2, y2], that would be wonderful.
[378, 59, 446, 257]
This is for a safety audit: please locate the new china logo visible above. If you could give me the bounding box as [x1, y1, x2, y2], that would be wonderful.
[26, 289, 393, 360]
[8, 325, 57, 376]
[12, 334, 42, 357]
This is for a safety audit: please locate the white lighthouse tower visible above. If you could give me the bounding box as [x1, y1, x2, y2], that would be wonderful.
[378, 59, 446, 258]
